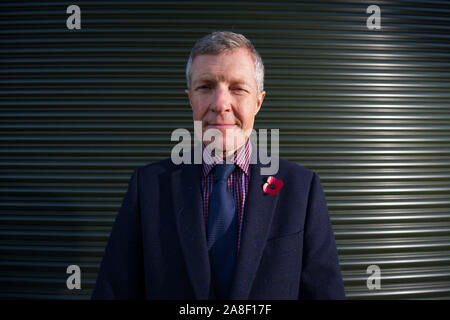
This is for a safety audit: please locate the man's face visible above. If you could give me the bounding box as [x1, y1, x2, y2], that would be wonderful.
[185, 48, 266, 157]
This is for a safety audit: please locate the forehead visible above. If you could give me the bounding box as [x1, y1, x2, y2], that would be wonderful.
[190, 48, 256, 84]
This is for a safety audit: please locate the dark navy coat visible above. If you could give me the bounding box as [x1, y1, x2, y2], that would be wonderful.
[92, 154, 345, 300]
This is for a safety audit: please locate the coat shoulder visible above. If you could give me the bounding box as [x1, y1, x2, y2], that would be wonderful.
[135, 158, 179, 178]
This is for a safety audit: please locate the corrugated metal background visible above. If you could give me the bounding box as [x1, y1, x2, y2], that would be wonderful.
[1, 0, 450, 299]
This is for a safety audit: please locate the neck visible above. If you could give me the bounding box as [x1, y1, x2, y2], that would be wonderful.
[203, 138, 248, 163]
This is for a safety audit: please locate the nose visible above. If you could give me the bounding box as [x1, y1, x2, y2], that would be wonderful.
[211, 85, 231, 113]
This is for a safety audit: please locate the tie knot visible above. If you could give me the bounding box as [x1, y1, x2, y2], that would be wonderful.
[214, 163, 235, 182]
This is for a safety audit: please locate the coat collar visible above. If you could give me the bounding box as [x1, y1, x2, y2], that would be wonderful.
[171, 144, 281, 300]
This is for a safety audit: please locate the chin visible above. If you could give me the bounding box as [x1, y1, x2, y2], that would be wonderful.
[224, 135, 247, 153]
[203, 134, 246, 157]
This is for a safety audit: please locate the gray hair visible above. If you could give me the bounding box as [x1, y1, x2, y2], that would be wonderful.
[186, 31, 264, 93]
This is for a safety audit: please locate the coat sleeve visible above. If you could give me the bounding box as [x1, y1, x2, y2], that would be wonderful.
[298, 172, 346, 299]
[91, 168, 146, 299]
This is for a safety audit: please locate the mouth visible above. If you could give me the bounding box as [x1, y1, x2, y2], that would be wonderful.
[205, 124, 238, 129]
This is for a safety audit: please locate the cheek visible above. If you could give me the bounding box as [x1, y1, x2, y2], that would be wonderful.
[238, 101, 258, 126]
[192, 108, 202, 120]
[242, 116, 255, 130]
[191, 98, 208, 119]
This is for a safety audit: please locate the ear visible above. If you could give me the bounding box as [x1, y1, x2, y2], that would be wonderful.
[255, 90, 266, 115]
[185, 89, 192, 109]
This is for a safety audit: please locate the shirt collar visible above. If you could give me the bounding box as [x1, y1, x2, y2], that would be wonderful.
[201, 139, 252, 177]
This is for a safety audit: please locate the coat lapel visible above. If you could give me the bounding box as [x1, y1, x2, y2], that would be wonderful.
[171, 159, 211, 300]
[229, 161, 281, 299]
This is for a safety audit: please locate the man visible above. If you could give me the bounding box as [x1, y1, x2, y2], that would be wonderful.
[92, 31, 345, 300]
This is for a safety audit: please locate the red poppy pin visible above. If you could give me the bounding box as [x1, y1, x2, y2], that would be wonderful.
[262, 176, 284, 196]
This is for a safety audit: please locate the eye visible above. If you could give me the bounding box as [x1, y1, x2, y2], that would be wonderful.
[195, 85, 211, 91]
[231, 87, 248, 93]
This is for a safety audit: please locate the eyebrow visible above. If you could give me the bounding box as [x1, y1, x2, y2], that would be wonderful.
[193, 76, 251, 87]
